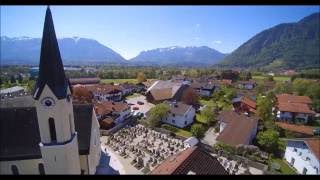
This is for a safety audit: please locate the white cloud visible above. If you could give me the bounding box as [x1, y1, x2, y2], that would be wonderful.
[212, 40, 222, 44]
[196, 24, 200, 28]
[194, 37, 200, 41]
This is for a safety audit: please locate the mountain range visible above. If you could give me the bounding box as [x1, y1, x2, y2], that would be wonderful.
[218, 12, 320, 70]
[1, 12, 319, 69]
[0, 36, 127, 65]
[129, 46, 226, 66]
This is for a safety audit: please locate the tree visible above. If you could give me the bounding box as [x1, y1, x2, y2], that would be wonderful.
[16, 74, 23, 84]
[200, 105, 216, 125]
[257, 129, 284, 155]
[147, 103, 170, 128]
[10, 75, 16, 84]
[181, 87, 199, 105]
[27, 80, 36, 93]
[267, 75, 274, 81]
[137, 72, 146, 83]
[256, 95, 273, 123]
[190, 124, 205, 138]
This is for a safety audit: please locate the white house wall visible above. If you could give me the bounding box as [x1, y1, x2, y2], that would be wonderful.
[0, 159, 43, 174]
[284, 141, 320, 175]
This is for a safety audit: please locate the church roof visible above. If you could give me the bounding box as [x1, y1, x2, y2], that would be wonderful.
[33, 7, 70, 100]
[0, 96, 93, 161]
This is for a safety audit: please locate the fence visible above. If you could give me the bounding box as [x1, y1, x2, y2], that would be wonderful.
[100, 116, 137, 136]
[198, 142, 268, 172]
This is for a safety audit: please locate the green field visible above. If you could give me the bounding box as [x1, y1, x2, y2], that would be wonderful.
[101, 79, 139, 84]
[161, 124, 193, 138]
[270, 158, 297, 175]
[252, 75, 290, 82]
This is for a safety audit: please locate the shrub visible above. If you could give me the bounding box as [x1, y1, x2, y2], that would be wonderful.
[190, 124, 205, 138]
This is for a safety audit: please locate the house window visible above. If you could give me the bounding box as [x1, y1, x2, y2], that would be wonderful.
[184, 121, 187, 125]
[49, 118, 57, 142]
[172, 120, 175, 124]
[290, 158, 295, 166]
[172, 114, 175, 117]
[11, 165, 19, 175]
[302, 167, 308, 175]
[306, 157, 310, 161]
[299, 152, 302, 156]
[38, 163, 45, 175]
[293, 148, 297, 152]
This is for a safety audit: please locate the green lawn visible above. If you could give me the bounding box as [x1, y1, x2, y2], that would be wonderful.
[161, 124, 192, 138]
[196, 113, 208, 124]
[101, 79, 139, 84]
[252, 75, 290, 82]
[199, 98, 215, 107]
[270, 158, 297, 175]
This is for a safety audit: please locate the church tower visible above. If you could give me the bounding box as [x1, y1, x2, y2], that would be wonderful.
[33, 6, 81, 174]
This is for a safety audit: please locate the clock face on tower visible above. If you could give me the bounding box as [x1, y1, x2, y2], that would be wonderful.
[41, 97, 55, 108]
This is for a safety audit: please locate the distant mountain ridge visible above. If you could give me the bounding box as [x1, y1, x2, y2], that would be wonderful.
[1, 36, 127, 65]
[219, 12, 320, 70]
[129, 46, 226, 66]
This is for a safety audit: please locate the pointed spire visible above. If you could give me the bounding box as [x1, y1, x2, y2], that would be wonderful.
[34, 6, 69, 100]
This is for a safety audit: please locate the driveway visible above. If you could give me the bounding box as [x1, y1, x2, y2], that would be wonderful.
[201, 127, 219, 147]
[126, 94, 155, 117]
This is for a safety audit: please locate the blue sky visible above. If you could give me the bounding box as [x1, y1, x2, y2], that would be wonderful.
[1, 5, 319, 59]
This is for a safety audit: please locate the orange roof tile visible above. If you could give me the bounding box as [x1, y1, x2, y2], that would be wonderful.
[276, 122, 315, 135]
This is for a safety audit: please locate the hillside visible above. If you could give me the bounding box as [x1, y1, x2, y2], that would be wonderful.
[219, 12, 320, 70]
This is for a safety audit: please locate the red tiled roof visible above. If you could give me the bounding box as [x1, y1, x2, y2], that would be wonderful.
[275, 122, 315, 136]
[278, 102, 315, 114]
[221, 79, 232, 85]
[277, 94, 312, 104]
[94, 101, 129, 115]
[151, 146, 228, 175]
[305, 138, 320, 160]
[217, 110, 259, 146]
[150, 88, 172, 101]
[241, 97, 256, 109]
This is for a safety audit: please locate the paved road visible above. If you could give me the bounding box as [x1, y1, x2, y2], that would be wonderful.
[201, 127, 219, 147]
[126, 95, 155, 116]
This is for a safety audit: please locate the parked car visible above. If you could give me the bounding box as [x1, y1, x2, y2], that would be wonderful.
[128, 103, 135, 106]
[137, 101, 144, 105]
[133, 107, 139, 110]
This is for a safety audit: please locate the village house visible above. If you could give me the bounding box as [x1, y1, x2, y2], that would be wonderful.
[151, 146, 228, 175]
[276, 94, 315, 124]
[0, 86, 28, 99]
[0, 7, 101, 174]
[145, 80, 189, 104]
[161, 101, 196, 128]
[284, 138, 320, 175]
[119, 82, 136, 96]
[216, 110, 259, 146]
[86, 84, 123, 102]
[232, 96, 257, 114]
[190, 81, 215, 97]
[237, 80, 256, 90]
[94, 101, 131, 124]
[220, 79, 233, 87]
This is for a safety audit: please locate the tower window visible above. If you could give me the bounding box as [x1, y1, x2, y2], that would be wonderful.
[11, 165, 19, 175]
[49, 118, 57, 142]
[38, 163, 45, 175]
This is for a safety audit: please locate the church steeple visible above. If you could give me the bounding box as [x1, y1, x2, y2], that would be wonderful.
[34, 6, 69, 100]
